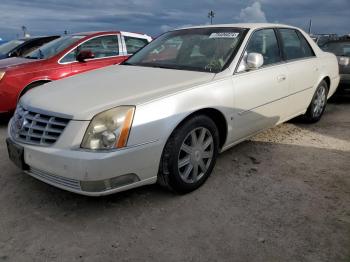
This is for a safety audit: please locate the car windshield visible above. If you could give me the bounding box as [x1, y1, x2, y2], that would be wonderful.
[322, 41, 350, 57]
[124, 27, 246, 73]
[26, 35, 85, 59]
[0, 40, 25, 55]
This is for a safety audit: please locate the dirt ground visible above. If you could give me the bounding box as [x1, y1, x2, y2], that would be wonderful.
[0, 93, 349, 262]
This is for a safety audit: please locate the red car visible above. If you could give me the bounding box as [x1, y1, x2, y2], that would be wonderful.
[0, 31, 152, 114]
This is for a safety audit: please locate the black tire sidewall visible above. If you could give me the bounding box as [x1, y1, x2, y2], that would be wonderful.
[164, 115, 220, 193]
[305, 81, 328, 122]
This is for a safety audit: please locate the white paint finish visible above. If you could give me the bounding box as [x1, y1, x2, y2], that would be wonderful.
[21, 65, 215, 120]
[10, 23, 340, 196]
[232, 64, 290, 141]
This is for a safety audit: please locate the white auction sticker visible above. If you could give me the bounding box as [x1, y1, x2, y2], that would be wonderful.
[209, 32, 239, 39]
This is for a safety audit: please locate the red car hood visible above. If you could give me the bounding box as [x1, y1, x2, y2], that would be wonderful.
[0, 57, 38, 70]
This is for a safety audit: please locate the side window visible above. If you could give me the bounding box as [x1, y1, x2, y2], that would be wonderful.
[279, 29, 314, 60]
[80, 35, 119, 58]
[60, 35, 119, 63]
[124, 36, 149, 54]
[297, 31, 315, 57]
[60, 48, 77, 63]
[246, 29, 282, 66]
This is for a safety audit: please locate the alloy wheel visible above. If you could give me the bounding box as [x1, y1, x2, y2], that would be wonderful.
[177, 127, 214, 183]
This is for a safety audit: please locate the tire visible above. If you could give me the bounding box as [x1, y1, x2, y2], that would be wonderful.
[158, 115, 220, 193]
[302, 80, 328, 123]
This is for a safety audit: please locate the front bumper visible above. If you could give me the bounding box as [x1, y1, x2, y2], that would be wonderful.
[7, 119, 163, 196]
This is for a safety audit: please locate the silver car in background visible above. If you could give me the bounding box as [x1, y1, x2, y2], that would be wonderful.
[7, 23, 340, 196]
[321, 39, 350, 88]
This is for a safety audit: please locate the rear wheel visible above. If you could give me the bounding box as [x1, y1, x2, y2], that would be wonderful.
[158, 115, 219, 193]
[302, 80, 328, 123]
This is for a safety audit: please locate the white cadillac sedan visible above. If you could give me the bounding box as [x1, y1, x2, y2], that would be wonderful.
[7, 23, 339, 196]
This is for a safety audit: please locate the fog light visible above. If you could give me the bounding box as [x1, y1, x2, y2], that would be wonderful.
[110, 174, 140, 188]
[80, 174, 140, 192]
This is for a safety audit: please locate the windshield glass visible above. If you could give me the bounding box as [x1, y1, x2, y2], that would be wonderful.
[26, 35, 85, 59]
[322, 42, 350, 57]
[0, 40, 25, 55]
[124, 28, 246, 73]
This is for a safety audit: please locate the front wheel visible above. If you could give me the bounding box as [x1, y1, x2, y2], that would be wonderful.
[158, 115, 219, 193]
[302, 80, 328, 123]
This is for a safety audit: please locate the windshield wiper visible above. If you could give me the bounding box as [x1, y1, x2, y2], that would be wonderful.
[38, 49, 44, 59]
[25, 56, 39, 59]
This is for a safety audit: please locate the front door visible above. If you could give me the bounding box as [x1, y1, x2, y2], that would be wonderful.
[231, 28, 289, 142]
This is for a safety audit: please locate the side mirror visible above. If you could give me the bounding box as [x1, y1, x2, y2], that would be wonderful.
[246, 53, 264, 69]
[76, 50, 95, 62]
[338, 56, 350, 66]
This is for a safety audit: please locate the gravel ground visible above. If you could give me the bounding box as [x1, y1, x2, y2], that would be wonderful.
[0, 94, 349, 262]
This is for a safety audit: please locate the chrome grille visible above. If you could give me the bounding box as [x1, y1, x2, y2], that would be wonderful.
[11, 105, 70, 146]
[27, 168, 81, 191]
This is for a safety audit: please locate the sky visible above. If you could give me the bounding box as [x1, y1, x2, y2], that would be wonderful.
[0, 0, 349, 40]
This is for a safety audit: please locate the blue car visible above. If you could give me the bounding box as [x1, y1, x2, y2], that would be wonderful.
[0, 35, 59, 60]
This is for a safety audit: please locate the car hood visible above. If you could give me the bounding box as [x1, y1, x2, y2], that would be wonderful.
[21, 65, 215, 120]
[0, 57, 38, 70]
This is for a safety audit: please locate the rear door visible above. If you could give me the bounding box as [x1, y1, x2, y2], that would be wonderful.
[65, 35, 128, 75]
[231, 28, 289, 142]
[277, 28, 318, 116]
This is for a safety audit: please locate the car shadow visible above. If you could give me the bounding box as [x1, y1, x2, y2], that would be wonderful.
[287, 86, 350, 142]
[0, 113, 11, 127]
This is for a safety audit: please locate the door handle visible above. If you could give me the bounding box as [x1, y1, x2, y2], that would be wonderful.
[277, 75, 287, 82]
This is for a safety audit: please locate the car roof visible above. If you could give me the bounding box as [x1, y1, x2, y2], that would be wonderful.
[178, 23, 299, 31]
[71, 31, 121, 37]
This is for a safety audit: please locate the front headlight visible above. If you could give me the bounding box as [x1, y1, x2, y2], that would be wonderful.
[81, 106, 135, 150]
[0, 71, 5, 81]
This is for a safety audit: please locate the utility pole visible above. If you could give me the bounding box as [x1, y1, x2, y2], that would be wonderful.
[208, 10, 215, 25]
[21, 26, 27, 37]
[308, 19, 312, 35]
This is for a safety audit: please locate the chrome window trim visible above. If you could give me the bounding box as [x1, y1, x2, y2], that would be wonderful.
[57, 34, 124, 65]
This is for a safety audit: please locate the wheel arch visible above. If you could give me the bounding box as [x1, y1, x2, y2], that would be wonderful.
[323, 76, 330, 90]
[18, 79, 52, 100]
[170, 108, 228, 149]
